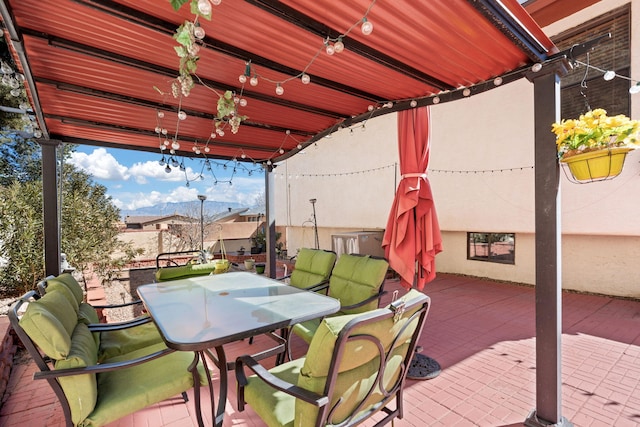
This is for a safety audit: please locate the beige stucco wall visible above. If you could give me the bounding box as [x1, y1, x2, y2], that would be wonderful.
[273, 0, 640, 297]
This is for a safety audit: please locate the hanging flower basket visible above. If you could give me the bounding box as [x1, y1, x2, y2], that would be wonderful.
[552, 109, 640, 183]
[560, 146, 633, 182]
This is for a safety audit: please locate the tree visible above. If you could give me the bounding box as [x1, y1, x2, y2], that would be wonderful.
[0, 155, 142, 296]
[0, 180, 44, 294]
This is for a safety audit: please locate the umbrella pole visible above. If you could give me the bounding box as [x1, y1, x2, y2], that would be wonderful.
[407, 261, 442, 380]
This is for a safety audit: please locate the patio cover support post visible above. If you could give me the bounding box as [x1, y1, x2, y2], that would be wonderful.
[265, 166, 277, 278]
[525, 61, 572, 427]
[41, 139, 61, 277]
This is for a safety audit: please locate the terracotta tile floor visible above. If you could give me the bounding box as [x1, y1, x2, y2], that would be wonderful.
[2, 273, 640, 426]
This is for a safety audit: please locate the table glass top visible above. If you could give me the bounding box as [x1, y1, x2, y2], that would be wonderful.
[137, 272, 340, 349]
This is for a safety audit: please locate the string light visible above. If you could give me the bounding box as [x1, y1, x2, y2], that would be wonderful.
[237, 0, 378, 96]
[572, 60, 640, 95]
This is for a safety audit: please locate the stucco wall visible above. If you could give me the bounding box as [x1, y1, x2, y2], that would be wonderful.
[273, 0, 640, 298]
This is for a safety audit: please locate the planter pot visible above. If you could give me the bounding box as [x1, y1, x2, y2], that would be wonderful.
[560, 147, 633, 182]
[255, 263, 265, 274]
[244, 259, 255, 270]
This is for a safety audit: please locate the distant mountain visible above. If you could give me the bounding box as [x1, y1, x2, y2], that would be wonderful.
[120, 200, 247, 219]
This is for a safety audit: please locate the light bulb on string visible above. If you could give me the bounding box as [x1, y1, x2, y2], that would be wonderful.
[165, 165, 171, 173]
[629, 83, 640, 94]
[157, 111, 165, 118]
[211, 0, 221, 6]
[410, 100, 417, 107]
[493, 76, 503, 86]
[333, 39, 344, 53]
[603, 70, 616, 81]
[300, 73, 310, 84]
[197, 0, 212, 15]
[275, 83, 284, 95]
[361, 18, 373, 35]
[462, 88, 471, 97]
[432, 96, 440, 104]
[325, 42, 335, 55]
[178, 111, 187, 120]
[193, 25, 205, 39]
[238, 74, 247, 84]
[172, 140, 180, 150]
[239, 98, 247, 107]
[250, 76, 259, 86]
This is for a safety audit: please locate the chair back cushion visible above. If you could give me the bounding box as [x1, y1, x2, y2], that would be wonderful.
[289, 248, 337, 289]
[154, 262, 218, 282]
[47, 273, 85, 305]
[329, 254, 388, 314]
[19, 290, 78, 359]
[297, 289, 428, 425]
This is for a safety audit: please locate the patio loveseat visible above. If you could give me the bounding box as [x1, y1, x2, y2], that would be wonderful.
[10, 288, 207, 427]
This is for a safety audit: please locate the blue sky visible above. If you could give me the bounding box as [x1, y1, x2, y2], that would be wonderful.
[67, 146, 266, 211]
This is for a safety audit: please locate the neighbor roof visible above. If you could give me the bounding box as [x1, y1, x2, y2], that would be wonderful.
[0, 0, 557, 165]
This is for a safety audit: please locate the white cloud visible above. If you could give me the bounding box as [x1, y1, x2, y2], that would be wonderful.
[128, 160, 199, 184]
[68, 148, 129, 180]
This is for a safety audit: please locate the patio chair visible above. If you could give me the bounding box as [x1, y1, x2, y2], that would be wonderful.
[38, 273, 164, 361]
[9, 290, 207, 427]
[288, 253, 389, 350]
[236, 289, 430, 427]
[278, 248, 337, 290]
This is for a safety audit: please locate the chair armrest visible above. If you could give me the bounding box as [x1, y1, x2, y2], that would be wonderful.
[92, 299, 143, 309]
[87, 315, 152, 332]
[341, 289, 388, 312]
[305, 281, 330, 294]
[235, 354, 329, 407]
[276, 274, 292, 281]
[33, 347, 176, 380]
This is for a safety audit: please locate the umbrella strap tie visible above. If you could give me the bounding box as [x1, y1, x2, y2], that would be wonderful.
[401, 173, 427, 179]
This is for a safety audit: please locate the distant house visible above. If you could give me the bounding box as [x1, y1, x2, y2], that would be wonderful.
[205, 208, 265, 253]
[123, 214, 194, 231]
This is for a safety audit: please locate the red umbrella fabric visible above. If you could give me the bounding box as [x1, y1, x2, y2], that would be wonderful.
[382, 107, 443, 290]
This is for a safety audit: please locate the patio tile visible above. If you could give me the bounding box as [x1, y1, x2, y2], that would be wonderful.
[1, 273, 639, 426]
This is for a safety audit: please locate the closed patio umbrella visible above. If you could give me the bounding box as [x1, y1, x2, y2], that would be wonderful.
[383, 106, 443, 380]
[383, 106, 443, 291]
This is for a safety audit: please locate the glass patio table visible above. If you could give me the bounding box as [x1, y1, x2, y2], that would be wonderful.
[137, 271, 340, 427]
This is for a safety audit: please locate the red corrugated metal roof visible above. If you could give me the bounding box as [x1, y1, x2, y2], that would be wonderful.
[0, 0, 557, 164]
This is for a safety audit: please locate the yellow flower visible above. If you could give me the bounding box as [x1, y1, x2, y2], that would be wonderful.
[552, 109, 640, 159]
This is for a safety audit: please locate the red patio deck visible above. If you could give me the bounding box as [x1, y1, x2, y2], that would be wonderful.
[1, 273, 639, 426]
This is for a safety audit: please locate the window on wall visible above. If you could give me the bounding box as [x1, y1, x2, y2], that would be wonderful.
[551, 4, 631, 120]
[467, 233, 515, 264]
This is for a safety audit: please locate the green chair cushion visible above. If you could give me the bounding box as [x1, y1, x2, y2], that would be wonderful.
[295, 289, 424, 424]
[78, 302, 101, 325]
[97, 322, 164, 362]
[48, 273, 85, 305]
[19, 291, 78, 359]
[289, 249, 336, 290]
[44, 278, 80, 311]
[302, 289, 423, 377]
[243, 358, 304, 427]
[84, 342, 207, 427]
[154, 262, 218, 282]
[329, 255, 388, 315]
[55, 323, 99, 426]
[290, 318, 321, 345]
